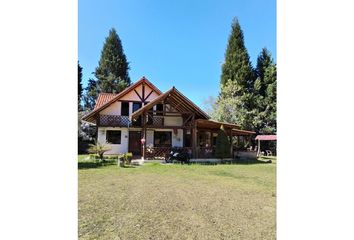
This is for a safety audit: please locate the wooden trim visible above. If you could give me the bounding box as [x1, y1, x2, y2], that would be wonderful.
[183, 114, 193, 126]
[119, 100, 143, 104]
[142, 84, 145, 102]
[134, 89, 143, 101]
[144, 90, 153, 101]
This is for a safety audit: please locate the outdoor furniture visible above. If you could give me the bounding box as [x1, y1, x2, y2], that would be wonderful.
[255, 135, 277, 157]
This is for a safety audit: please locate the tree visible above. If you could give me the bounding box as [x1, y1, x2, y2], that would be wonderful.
[201, 95, 216, 116]
[78, 62, 83, 110]
[83, 78, 99, 110]
[220, 18, 254, 90]
[95, 28, 131, 93]
[214, 18, 256, 130]
[253, 48, 277, 134]
[215, 125, 231, 159]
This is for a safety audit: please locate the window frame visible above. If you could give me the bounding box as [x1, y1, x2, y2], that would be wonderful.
[154, 131, 172, 147]
[106, 130, 122, 144]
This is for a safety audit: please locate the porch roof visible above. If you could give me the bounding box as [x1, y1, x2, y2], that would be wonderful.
[255, 135, 277, 141]
[130, 87, 210, 120]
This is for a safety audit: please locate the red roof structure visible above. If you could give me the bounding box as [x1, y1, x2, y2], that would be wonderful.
[255, 135, 277, 141]
[94, 93, 118, 110]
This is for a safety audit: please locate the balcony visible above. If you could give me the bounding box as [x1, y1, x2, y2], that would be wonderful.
[146, 115, 164, 127]
[99, 115, 130, 127]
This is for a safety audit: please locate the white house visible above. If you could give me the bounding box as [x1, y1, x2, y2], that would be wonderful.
[82, 77, 255, 159]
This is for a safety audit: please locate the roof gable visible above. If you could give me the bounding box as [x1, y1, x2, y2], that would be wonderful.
[130, 87, 210, 120]
[83, 77, 162, 123]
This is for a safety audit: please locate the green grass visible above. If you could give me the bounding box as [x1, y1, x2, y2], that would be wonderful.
[78, 155, 276, 240]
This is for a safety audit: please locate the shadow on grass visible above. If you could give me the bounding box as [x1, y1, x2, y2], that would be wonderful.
[187, 158, 272, 166]
[78, 160, 117, 169]
[233, 158, 272, 165]
[121, 165, 136, 168]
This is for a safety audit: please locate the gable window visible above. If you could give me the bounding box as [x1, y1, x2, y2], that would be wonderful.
[106, 130, 121, 144]
[132, 102, 142, 126]
[121, 102, 129, 116]
[156, 104, 163, 116]
[154, 131, 171, 147]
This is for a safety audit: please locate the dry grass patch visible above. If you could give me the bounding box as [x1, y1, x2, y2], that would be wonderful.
[79, 158, 276, 240]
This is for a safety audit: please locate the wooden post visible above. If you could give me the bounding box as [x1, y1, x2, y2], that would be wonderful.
[229, 128, 233, 159]
[191, 114, 196, 159]
[257, 139, 261, 157]
[142, 112, 146, 160]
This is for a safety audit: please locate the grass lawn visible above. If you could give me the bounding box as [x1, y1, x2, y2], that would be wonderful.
[78, 156, 276, 240]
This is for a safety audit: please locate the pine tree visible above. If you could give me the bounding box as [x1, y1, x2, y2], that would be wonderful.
[220, 18, 254, 90]
[214, 18, 256, 130]
[253, 48, 277, 134]
[78, 62, 83, 110]
[215, 125, 230, 159]
[83, 78, 99, 110]
[95, 28, 131, 93]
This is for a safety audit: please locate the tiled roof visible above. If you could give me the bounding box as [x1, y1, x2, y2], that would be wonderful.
[94, 93, 118, 110]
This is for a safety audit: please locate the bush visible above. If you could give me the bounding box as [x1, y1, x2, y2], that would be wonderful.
[88, 141, 111, 162]
[118, 152, 133, 166]
[215, 125, 230, 160]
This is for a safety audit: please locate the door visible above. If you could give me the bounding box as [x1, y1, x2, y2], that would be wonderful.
[129, 131, 142, 156]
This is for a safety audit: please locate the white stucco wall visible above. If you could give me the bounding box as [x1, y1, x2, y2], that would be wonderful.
[172, 129, 184, 147]
[100, 101, 121, 115]
[97, 127, 129, 154]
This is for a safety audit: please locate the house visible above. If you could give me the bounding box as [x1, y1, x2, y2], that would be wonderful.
[82, 77, 255, 160]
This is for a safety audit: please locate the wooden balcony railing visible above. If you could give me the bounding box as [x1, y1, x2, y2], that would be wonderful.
[196, 147, 215, 159]
[146, 115, 164, 127]
[145, 147, 192, 160]
[99, 115, 130, 127]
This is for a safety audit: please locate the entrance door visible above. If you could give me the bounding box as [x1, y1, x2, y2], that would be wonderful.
[129, 131, 142, 157]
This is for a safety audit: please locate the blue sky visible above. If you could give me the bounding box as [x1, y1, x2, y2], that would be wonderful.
[79, 0, 276, 107]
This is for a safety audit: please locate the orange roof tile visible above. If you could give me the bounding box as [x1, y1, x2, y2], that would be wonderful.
[94, 93, 118, 110]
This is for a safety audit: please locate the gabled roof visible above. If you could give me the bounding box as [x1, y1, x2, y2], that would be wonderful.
[94, 93, 118, 110]
[130, 87, 210, 120]
[82, 77, 162, 123]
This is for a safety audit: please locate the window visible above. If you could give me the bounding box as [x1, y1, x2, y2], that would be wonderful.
[154, 131, 172, 147]
[121, 102, 129, 116]
[106, 130, 121, 144]
[156, 104, 163, 116]
[132, 102, 142, 126]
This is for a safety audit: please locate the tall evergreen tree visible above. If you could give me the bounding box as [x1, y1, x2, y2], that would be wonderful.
[95, 28, 131, 93]
[213, 18, 256, 130]
[83, 78, 99, 110]
[220, 18, 254, 90]
[78, 62, 83, 110]
[253, 48, 277, 134]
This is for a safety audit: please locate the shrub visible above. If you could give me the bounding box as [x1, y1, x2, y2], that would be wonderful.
[88, 141, 111, 162]
[215, 125, 230, 160]
[118, 152, 133, 166]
